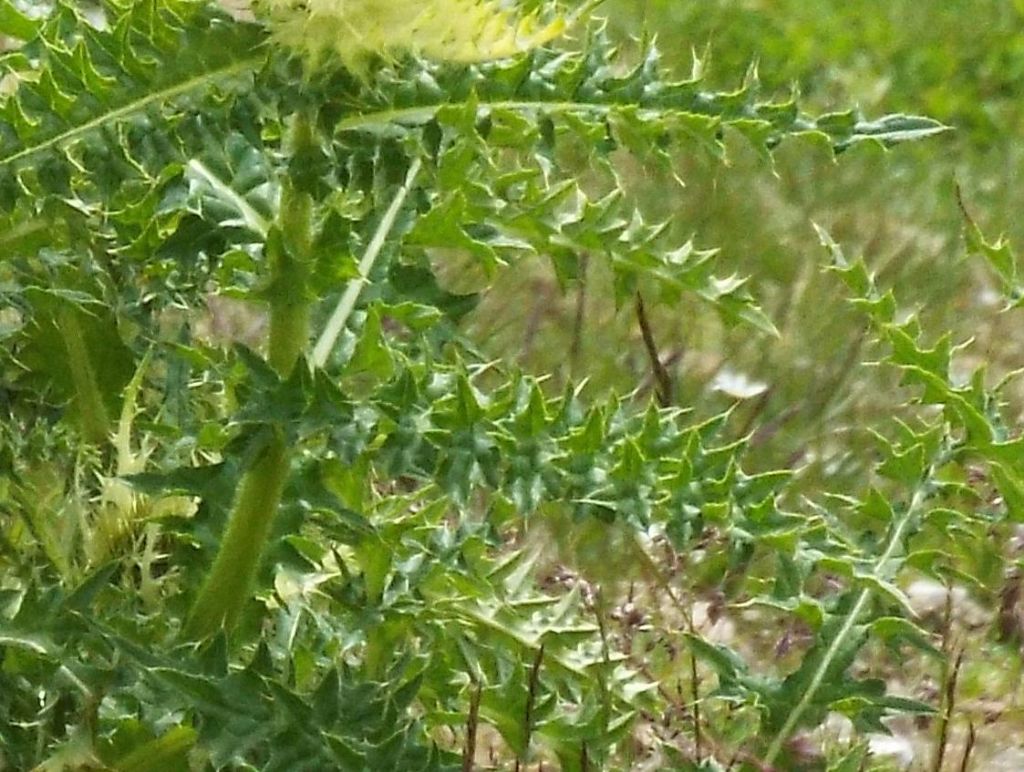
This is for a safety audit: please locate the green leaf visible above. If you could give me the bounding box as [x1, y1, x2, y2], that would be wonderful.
[828, 743, 869, 772]
[108, 725, 196, 772]
[868, 616, 941, 658]
[347, 306, 395, 380]
[991, 462, 1024, 522]
[0, 2, 39, 41]
[0, 2, 265, 218]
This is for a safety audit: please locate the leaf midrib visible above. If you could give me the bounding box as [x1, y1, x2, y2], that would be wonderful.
[0, 62, 948, 176]
[0, 56, 262, 169]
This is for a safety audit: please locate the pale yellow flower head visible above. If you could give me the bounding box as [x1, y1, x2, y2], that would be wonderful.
[260, 0, 567, 72]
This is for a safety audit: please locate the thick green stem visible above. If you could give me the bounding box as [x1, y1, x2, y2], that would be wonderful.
[267, 287, 312, 377]
[185, 116, 316, 639]
[266, 173, 314, 376]
[185, 428, 290, 638]
[187, 118, 421, 638]
[57, 306, 109, 445]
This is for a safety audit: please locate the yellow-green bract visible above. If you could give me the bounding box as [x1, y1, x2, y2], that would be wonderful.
[260, 0, 566, 71]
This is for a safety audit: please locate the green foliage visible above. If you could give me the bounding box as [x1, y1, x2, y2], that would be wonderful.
[4, 0, 1016, 769]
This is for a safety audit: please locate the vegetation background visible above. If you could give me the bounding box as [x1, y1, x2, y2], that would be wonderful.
[3, 0, 1024, 769]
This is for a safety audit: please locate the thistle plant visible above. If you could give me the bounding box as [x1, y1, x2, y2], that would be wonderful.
[0, 0, 994, 769]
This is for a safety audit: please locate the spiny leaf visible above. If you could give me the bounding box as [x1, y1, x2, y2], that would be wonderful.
[961, 197, 1024, 308]
[0, 0, 265, 215]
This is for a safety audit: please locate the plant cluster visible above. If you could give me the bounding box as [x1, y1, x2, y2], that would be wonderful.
[1, 1, 1019, 770]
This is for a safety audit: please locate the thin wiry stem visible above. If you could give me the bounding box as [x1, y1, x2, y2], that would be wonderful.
[516, 642, 545, 772]
[311, 157, 422, 368]
[462, 681, 482, 772]
[635, 291, 673, 406]
[958, 721, 976, 772]
[933, 648, 965, 772]
[569, 253, 589, 373]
